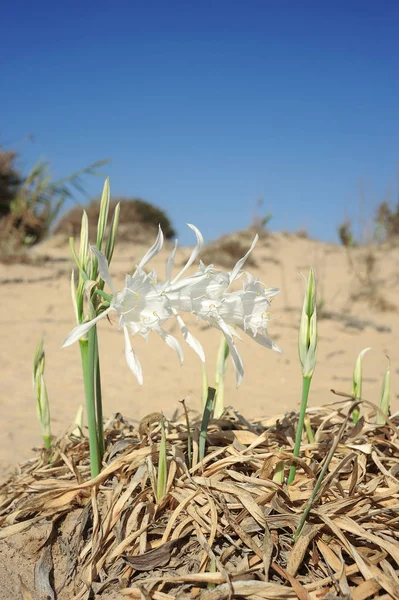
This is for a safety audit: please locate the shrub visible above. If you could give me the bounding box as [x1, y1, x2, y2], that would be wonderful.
[337, 220, 355, 247]
[55, 197, 176, 241]
[200, 231, 258, 269]
[375, 201, 399, 242]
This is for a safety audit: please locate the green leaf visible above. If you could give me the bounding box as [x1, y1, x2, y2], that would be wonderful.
[199, 387, 216, 462]
[156, 417, 168, 502]
[96, 177, 110, 251]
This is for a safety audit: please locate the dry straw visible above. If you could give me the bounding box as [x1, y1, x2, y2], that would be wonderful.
[1, 398, 399, 599]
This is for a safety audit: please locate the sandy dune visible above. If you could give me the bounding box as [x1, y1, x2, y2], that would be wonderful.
[1, 230, 398, 468]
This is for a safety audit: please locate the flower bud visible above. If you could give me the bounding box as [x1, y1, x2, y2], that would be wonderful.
[298, 268, 318, 378]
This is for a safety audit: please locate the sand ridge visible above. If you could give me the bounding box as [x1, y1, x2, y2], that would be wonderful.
[0, 230, 398, 468]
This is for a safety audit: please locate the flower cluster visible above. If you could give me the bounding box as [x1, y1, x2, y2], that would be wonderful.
[63, 225, 281, 385]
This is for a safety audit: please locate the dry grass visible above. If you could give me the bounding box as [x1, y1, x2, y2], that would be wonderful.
[1, 400, 399, 599]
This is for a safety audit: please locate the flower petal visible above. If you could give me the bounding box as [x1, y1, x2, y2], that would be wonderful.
[155, 326, 184, 365]
[216, 316, 244, 387]
[173, 310, 205, 361]
[171, 224, 204, 284]
[90, 246, 116, 295]
[62, 307, 113, 348]
[138, 225, 164, 269]
[229, 234, 259, 284]
[123, 326, 143, 384]
[247, 330, 283, 353]
[165, 239, 178, 283]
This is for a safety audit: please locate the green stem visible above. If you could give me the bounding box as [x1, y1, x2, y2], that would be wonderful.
[287, 376, 312, 485]
[352, 406, 360, 425]
[180, 399, 192, 469]
[94, 329, 105, 460]
[80, 333, 101, 478]
[43, 435, 52, 450]
[96, 289, 112, 302]
[304, 416, 315, 443]
[199, 387, 216, 462]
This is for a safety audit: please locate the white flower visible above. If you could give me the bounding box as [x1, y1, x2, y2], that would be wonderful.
[167, 234, 281, 386]
[63, 228, 178, 384]
[63, 223, 281, 388]
[63, 226, 206, 384]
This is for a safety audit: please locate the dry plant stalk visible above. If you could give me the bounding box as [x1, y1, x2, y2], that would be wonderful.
[1, 400, 399, 599]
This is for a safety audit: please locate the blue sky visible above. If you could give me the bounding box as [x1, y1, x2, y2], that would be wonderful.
[1, 1, 398, 244]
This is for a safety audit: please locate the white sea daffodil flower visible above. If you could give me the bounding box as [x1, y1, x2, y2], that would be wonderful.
[63, 225, 207, 384]
[166, 233, 281, 386]
[63, 227, 185, 385]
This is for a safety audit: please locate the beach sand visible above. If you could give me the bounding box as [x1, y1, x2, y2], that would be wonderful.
[1, 230, 398, 469]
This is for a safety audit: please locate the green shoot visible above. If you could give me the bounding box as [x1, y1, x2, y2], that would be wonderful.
[213, 335, 230, 419]
[199, 387, 216, 462]
[304, 416, 315, 443]
[376, 358, 390, 425]
[351, 347, 371, 424]
[33, 339, 51, 452]
[69, 177, 120, 478]
[201, 363, 209, 409]
[288, 268, 317, 486]
[179, 399, 192, 469]
[156, 417, 168, 502]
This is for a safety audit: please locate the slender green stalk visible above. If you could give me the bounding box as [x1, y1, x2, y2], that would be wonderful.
[156, 417, 168, 502]
[199, 387, 216, 462]
[201, 362, 208, 409]
[287, 376, 311, 485]
[304, 415, 315, 443]
[288, 268, 318, 486]
[376, 359, 390, 425]
[80, 332, 101, 477]
[294, 437, 336, 540]
[294, 408, 353, 539]
[214, 335, 230, 419]
[33, 339, 52, 455]
[179, 399, 192, 469]
[94, 329, 105, 458]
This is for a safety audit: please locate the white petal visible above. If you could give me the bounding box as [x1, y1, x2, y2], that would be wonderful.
[173, 310, 205, 361]
[138, 225, 164, 269]
[123, 326, 143, 384]
[229, 234, 259, 284]
[250, 331, 282, 353]
[62, 307, 113, 348]
[171, 224, 204, 284]
[165, 239, 178, 283]
[90, 246, 116, 295]
[156, 326, 184, 365]
[216, 316, 244, 387]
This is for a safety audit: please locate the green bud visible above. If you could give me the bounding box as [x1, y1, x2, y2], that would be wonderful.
[96, 177, 110, 251]
[33, 338, 45, 386]
[298, 268, 318, 378]
[377, 358, 390, 425]
[104, 201, 120, 264]
[79, 210, 89, 269]
[33, 340, 51, 450]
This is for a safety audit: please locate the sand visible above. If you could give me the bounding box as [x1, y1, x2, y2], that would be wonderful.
[1, 230, 398, 469]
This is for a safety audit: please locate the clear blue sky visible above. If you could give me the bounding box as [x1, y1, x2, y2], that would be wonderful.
[2, 1, 398, 244]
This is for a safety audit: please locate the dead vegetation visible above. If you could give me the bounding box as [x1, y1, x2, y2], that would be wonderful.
[1, 400, 399, 599]
[346, 246, 398, 313]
